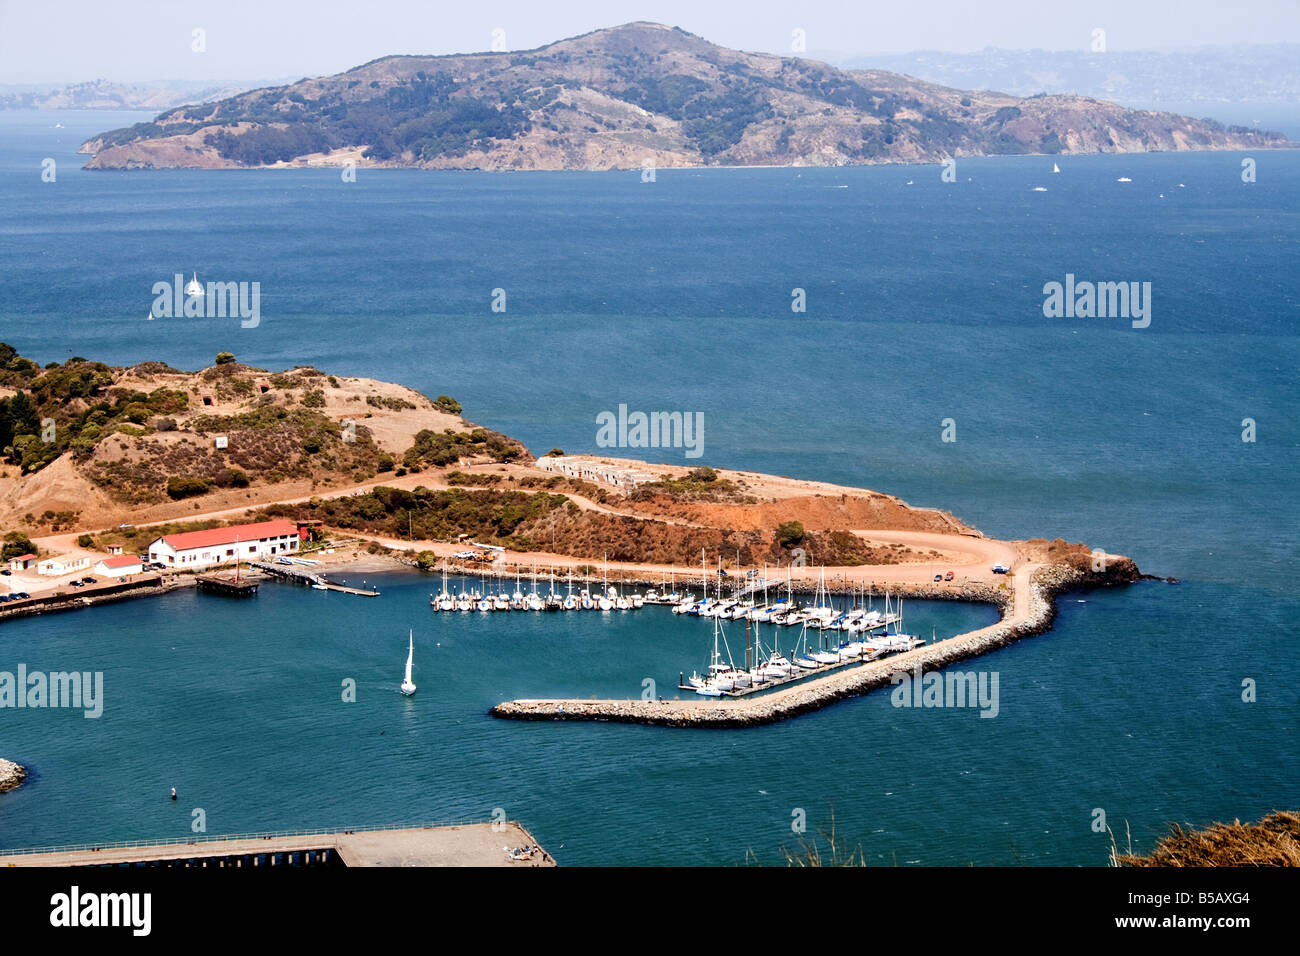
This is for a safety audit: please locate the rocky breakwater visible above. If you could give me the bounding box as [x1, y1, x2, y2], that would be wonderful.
[0, 758, 27, 793]
[490, 556, 1139, 728]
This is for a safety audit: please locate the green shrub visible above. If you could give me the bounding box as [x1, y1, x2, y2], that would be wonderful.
[166, 476, 212, 499]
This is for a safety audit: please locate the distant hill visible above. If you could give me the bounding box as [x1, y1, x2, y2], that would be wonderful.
[0, 79, 262, 112]
[80, 22, 1288, 171]
[833, 44, 1300, 107]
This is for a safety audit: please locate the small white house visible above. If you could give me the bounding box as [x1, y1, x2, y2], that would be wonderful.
[95, 555, 143, 577]
[7, 554, 36, 572]
[37, 556, 90, 576]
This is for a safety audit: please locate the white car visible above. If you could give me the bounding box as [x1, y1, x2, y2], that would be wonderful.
[991, 564, 1010, 574]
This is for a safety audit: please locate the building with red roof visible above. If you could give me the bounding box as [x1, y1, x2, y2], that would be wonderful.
[147, 519, 300, 570]
[94, 554, 145, 577]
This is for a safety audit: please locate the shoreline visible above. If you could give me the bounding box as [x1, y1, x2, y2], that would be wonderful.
[81, 143, 1300, 174]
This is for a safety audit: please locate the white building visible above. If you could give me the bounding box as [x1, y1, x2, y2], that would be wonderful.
[37, 556, 90, 576]
[147, 519, 300, 570]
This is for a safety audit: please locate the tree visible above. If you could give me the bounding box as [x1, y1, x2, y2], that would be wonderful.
[777, 521, 805, 548]
[416, 550, 438, 571]
[434, 395, 462, 415]
[215, 352, 236, 365]
[2, 531, 36, 561]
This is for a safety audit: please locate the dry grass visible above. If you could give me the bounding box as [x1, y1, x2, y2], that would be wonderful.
[765, 811, 868, 867]
[1113, 811, 1300, 867]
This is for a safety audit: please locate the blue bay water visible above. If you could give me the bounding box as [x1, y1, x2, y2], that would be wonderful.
[0, 110, 1296, 864]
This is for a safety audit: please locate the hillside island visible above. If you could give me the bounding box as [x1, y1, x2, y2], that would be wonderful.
[78, 22, 1287, 172]
[0, 346, 1147, 730]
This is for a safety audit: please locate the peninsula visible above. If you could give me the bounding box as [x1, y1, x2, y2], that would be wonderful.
[0, 347, 1143, 729]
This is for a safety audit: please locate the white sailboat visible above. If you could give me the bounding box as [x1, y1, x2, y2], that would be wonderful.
[1052, 162, 1060, 173]
[184, 272, 204, 298]
[399, 631, 416, 696]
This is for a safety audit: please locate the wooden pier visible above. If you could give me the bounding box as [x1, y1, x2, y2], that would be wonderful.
[252, 561, 379, 596]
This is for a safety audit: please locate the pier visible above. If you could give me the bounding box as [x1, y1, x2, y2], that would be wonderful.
[0, 821, 553, 868]
[252, 561, 379, 596]
[195, 573, 259, 596]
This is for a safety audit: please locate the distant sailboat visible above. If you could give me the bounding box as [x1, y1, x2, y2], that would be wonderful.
[146, 310, 155, 321]
[400, 630, 416, 696]
[1116, 177, 1132, 183]
[1052, 162, 1060, 173]
[184, 272, 204, 298]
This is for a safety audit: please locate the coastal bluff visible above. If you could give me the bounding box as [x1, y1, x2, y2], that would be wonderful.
[0, 758, 27, 793]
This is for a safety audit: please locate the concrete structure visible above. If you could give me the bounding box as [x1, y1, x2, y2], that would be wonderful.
[536, 455, 656, 489]
[7, 554, 35, 572]
[94, 554, 144, 577]
[148, 519, 300, 571]
[0, 822, 553, 868]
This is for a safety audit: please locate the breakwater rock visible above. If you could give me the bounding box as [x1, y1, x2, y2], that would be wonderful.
[0, 758, 27, 794]
[491, 560, 1131, 729]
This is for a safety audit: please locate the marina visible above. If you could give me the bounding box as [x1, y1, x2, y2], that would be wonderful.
[492, 564, 1064, 728]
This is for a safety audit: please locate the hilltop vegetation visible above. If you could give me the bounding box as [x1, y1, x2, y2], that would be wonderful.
[0, 345, 527, 522]
[80, 22, 1286, 171]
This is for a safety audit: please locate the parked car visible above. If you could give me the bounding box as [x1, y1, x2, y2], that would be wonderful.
[944, 571, 954, 581]
[0, 594, 11, 603]
[70, 580, 84, 588]
[0, 569, 10, 575]
[82, 577, 98, 584]
[15, 592, 30, 599]
[933, 574, 942, 582]
[992, 564, 1010, 574]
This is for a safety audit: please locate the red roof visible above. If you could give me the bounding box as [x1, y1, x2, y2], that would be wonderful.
[154, 520, 299, 552]
[12, 553, 35, 561]
[98, 554, 143, 568]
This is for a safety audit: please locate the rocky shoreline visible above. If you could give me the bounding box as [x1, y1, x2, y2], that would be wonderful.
[491, 561, 1132, 729]
[0, 758, 27, 794]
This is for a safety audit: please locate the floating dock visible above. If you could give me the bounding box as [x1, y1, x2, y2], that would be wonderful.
[676, 647, 894, 697]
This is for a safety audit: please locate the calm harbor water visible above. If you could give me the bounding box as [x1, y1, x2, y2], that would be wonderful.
[0, 111, 1296, 864]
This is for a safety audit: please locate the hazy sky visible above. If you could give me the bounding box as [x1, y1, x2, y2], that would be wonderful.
[2, 0, 1297, 85]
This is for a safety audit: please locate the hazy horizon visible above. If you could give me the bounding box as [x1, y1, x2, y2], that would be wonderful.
[1, 0, 1298, 86]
